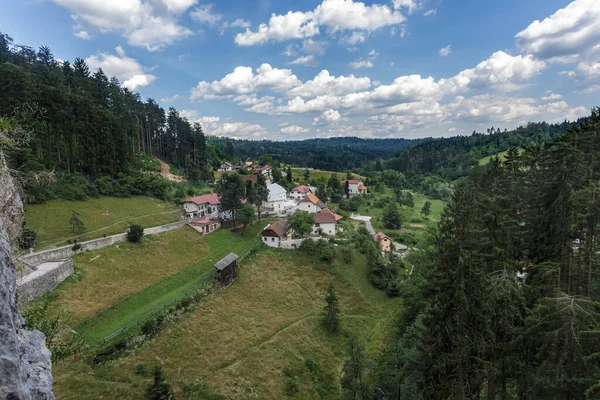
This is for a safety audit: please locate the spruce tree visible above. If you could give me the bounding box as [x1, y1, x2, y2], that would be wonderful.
[144, 366, 174, 400]
[322, 282, 340, 334]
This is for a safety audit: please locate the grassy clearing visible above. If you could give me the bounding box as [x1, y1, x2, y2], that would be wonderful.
[476, 148, 522, 166]
[52, 248, 400, 399]
[357, 190, 445, 243]
[290, 167, 362, 183]
[44, 227, 210, 326]
[25, 196, 181, 249]
[73, 221, 270, 346]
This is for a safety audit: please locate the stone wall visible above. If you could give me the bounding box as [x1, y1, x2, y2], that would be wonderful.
[16, 259, 74, 304]
[19, 221, 186, 265]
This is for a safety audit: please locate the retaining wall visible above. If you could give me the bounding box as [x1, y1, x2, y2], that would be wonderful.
[19, 221, 187, 265]
[16, 259, 74, 303]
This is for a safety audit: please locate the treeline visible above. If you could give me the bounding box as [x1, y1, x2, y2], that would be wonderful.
[0, 31, 218, 181]
[377, 120, 581, 180]
[210, 136, 427, 172]
[371, 108, 600, 399]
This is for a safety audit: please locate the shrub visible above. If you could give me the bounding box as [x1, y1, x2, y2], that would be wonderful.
[144, 366, 174, 400]
[136, 364, 147, 376]
[19, 227, 37, 249]
[71, 243, 82, 251]
[127, 224, 144, 243]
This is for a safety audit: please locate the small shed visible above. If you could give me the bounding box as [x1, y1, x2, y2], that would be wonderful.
[214, 252, 239, 288]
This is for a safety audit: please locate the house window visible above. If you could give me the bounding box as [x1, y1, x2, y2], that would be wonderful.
[329, 230, 332, 234]
[315, 223, 320, 227]
[271, 238, 275, 242]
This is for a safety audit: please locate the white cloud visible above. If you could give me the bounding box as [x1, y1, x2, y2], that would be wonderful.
[392, 0, 421, 14]
[343, 31, 366, 45]
[515, 0, 600, 62]
[289, 55, 319, 66]
[190, 63, 302, 100]
[423, 9, 436, 16]
[289, 70, 371, 98]
[179, 109, 198, 120]
[439, 45, 451, 56]
[189, 115, 269, 138]
[348, 60, 373, 68]
[235, 0, 405, 46]
[369, 49, 379, 58]
[302, 39, 327, 55]
[222, 18, 251, 29]
[74, 30, 92, 40]
[160, 94, 180, 102]
[565, 60, 600, 93]
[280, 125, 309, 134]
[52, 0, 194, 51]
[541, 92, 562, 101]
[190, 4, 222, 25]
[85, 46, 157, 90]
[313, 109, 344, 125]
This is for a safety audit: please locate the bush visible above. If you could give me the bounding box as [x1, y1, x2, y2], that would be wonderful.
[71, 243, 82, 251]
[127, 224, 144, 243]
[136, 364, 147, 376]
[19, 227, 37, 249]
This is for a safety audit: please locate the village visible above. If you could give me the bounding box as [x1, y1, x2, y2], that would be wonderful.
[185, 157, 398, 254]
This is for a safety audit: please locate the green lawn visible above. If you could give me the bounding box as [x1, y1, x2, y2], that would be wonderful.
[73, 221, 270, 346]
[53, 247, 400, 400]
[357, 190, 445, 244]
[25, 196, 182, 249]
[477, 148, 522, 166]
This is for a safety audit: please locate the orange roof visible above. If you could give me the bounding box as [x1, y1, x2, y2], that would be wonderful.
[358, 184, 367, 190]
[186, 193, 220, 205]
[373, 231, 392, 241]
[314, 208, 343, 224]
[301, 193, 327, 208]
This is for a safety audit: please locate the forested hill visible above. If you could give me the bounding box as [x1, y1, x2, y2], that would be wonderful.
[0, 31, 219, 181]
[210, 136, 428, 171]
[378, 120, 586, 180]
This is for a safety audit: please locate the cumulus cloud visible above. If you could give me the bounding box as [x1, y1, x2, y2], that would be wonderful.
[188, 115, 269, 138]
[439, 45, 451, 56]
[190, 4, 222, 25]
[280, 125, 310, 134]
[289, 70, 371, 98]
[302, 39, 327, 55]
[515, 0, 600, 62]
[52, 0, 195, 51]
[541, 91, 562, 101]
[289, 55, 319, 66]
[348, 60, 373, 68]
[160, 94, 180, 102]
[564, 60, 600, 92]
[85, 46, 157, 90]
[74, 30, 92, 40]
[235, 0, 405, 46]
[313, 109, 344, 125]
[392, 0, 421, 14]
[190, 64, 301, 100]
[342, 31, 366, 45]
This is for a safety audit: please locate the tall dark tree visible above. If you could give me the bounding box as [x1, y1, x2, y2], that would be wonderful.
[322, 282, 340, 334]
[216, 174, 245, 231]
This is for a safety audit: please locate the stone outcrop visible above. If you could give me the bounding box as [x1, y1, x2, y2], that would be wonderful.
[0, 155, 55, 399]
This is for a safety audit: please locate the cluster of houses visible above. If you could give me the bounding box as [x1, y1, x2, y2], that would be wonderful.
[183, 172, 369, 249]
[219, 158, 273, 184]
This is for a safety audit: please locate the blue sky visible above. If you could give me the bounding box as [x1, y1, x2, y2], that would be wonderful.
[3, 0, 599, 140]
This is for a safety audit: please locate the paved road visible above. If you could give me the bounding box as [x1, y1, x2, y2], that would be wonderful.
[350, 214, 375, 234]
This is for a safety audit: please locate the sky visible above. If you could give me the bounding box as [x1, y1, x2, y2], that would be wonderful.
[3, 0, 599, 140]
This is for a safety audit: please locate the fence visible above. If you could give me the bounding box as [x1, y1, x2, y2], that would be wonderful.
[89, 240, 262, 347]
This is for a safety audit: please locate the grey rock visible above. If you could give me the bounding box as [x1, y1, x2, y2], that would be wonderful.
[0, 156, 55, 399]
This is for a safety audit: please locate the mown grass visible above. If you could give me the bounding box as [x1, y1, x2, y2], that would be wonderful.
[44, 227, 210, 326]
[25, 196, 181, 249]
[476, 148, 522, 166]
[357, 190, 445, 243]
[52, 248, 400, 399]
[73, 221, 270, 346]
[290, 167, 362, 183]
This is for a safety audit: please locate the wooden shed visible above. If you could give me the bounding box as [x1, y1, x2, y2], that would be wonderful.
[213, 252, 239, 288]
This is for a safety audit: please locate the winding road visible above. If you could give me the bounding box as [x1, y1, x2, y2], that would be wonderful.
[350, 214, 375, 234]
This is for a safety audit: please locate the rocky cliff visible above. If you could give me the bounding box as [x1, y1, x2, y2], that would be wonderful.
[0, 155, 55, 399]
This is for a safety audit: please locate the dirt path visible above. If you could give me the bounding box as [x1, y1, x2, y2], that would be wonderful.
[156, 158, 186, 182]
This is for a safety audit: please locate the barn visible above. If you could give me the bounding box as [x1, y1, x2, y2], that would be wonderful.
[214, 252, 239, 288]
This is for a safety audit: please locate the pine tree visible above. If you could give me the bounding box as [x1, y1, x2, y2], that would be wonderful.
[68, 210, 85, 233]
[420, 200, 431, 217]
[253, 174, 268, 221]
[322, 282, 340, 334]
[144, 366, 174, 400]
[286, 166, 292, 183]
[216, 174, 245, 231]
[341, 336, 372, 400]
[382, 203, 402, 229]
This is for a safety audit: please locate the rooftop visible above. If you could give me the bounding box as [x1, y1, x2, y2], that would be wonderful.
[301, 193, 326, 208]
[292, 185, 311, 193]
[214, 252, 239, 271]
[314, 208, 343, 224]
[263, 218, 289, 237]
[373, 231, 392, 241]
[186, 193, 220, 205]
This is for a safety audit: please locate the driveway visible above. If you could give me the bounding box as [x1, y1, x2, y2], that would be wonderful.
[350, 214, 375, 234]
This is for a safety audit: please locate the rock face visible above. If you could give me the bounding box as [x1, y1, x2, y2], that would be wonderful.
[0, 155, 55, 399]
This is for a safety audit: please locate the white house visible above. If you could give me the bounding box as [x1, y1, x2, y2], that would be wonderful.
[298, 193, 327, 214]
[261, 219, 289, 248]
[183, 193, 221, 220]
[312, 209, 343, 236]
[290, 185, 311, 200]
[343, 179, 368, 196]
[218, 161, 233, 172]
[264, 183, 288, 213]
[254, 165, 273, 182]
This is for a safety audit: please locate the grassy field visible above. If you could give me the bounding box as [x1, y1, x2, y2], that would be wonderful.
[46, 227, 211, 326]
[290, 167, 362, 183]
[25, 196, 181, 249]
[357, 190, 445, 243]
[476, 148, 522, 166]
[72, 221, 270, 346]
[52, 248, 400, 399]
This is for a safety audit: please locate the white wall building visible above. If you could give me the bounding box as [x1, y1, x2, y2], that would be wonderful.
[264, 183, 288, 213]
[290, 185, 311, 200]
[297, 194, 327, 214]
